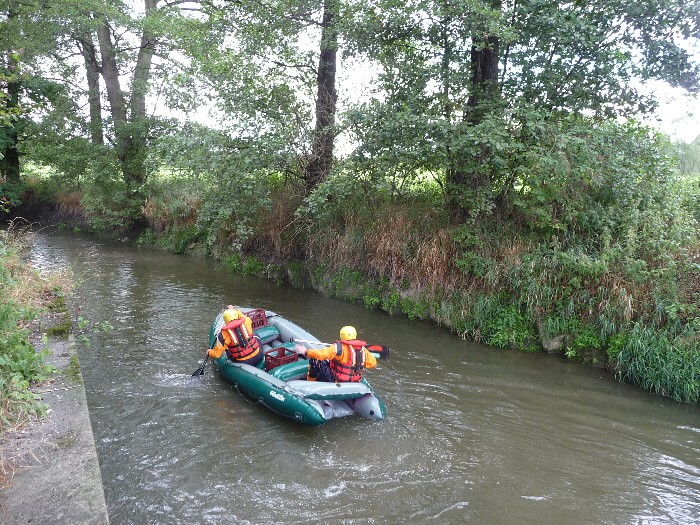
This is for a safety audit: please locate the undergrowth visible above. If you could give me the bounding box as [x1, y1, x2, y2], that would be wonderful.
[14, 120, 700, 405]
[0, 221, 72, 434]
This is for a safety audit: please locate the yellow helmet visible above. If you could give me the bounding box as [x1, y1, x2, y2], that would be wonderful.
[339, 326, 357, 340]
[223, 309, 239, 323]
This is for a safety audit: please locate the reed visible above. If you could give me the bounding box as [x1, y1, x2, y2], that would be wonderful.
[617, 324, 700, 404]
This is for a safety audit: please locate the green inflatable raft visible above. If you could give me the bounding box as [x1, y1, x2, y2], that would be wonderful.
[207, 307, 387, 426]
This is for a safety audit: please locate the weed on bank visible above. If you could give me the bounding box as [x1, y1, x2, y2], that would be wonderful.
[0, 221, 71, 435]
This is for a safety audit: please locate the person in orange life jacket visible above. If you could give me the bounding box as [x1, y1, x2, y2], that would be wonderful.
[296, 326, 377, 382]
[207, 306, 262, 367]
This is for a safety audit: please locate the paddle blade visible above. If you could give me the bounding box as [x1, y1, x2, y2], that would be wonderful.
[192, 354, 209, 376]
[367, 344, 390, 360]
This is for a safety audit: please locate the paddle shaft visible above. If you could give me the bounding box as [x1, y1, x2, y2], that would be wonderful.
[192, 352, 210, 376]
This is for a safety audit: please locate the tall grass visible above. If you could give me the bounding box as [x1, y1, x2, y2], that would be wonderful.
[617, 324, 700, 404]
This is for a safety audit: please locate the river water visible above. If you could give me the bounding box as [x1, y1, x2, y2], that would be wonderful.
[29, 230, 700, 525]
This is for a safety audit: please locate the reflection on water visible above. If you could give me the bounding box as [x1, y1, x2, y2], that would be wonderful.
[29, 229, 700, 525]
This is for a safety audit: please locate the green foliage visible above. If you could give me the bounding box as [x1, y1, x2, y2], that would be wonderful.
[168, 226, 202, 254]
[346, 0, 699, 218]
[29, 139, 104, 190]
[542, 315, 603, 359]
[360, 279, 389, 309]
[606, 332, 629, 362]
[452, 225, 494, 278]
[296, 169, 389, 228]
[327, 267, 365, 300]
[222, 254, 264, 277]
[616, 324, 700, 404]
[78, 156, 147, 235]
[565, 323, 603, 361]
[136, 229, 157, 247]
[485, 304, 538, 351]
[455, 251, 492, 279]
[381, 291, 402, 314]
[511, 118, 681, 238]
[675, 136, 700, 176]
[150, 128, 278, 256]
[138, 222, 204, 254]
[505, 120, 698, 345]
[464, 295, 538, 351]
[0, 244, 55, 432]
[224, 254, 243, 273]
[241, 257, 265, 276]
[678, 174, 700, 224]
[399, 296, 430, 320]
[0, 181, 26, 213]
[285, 261, 310, 289]
[0, 304, 50, 382]
[505, 1, 699, 116]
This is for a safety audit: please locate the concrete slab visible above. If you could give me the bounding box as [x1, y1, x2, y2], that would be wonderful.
[0, 334, 109, 524]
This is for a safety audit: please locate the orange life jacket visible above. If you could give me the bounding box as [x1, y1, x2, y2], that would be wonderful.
[218, 318, 260, 361]
[329, 340, 367, 382]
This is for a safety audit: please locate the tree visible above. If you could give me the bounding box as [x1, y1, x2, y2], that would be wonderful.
[346, 0, 700, 218]
[304, 0, 339, 191]
[76, 29, 104, 145]
[93, 0, 158, 194]
[676, 135, 700, 175]
[1, 0, 81, 184]
[1, 3, 41, 183]
[0, 46, 21, 183]
[179, 0, 346, 194]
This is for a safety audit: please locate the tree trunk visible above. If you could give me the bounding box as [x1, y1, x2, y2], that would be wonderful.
[77, 34, 104, 145]
[96, 23, 127, 124]
[1, 8, 21, 183]
[97, 20, 134, 183]
[130, 0, 157, 123]
[0, 65, 21, 183]
[96, 0, 157, 189]
[466, 34, 500, 125]
[446, 0, 501, 219]
[304, 0, 338, 192]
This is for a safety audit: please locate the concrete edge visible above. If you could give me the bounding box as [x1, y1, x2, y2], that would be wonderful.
[0, 332, 110, 524]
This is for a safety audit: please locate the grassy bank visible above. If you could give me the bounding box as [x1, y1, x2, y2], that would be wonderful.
[8, 123, 700, 405]
[17, 168, 699, 405]
[0, 221, 72, 438]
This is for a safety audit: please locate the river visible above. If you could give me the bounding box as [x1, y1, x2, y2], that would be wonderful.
[29, 229, 700, 525]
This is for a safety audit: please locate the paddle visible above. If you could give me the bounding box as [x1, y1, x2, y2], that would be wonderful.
[192, 352, 210, 376]
[290, 339, 390, 360]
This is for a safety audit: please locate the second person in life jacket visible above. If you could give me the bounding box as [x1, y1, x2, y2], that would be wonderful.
[298, 325, 377, 382]
[208, 306, 263, 367]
